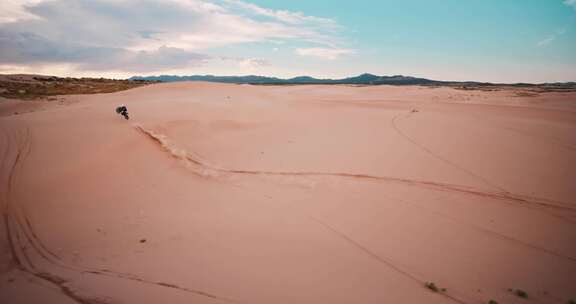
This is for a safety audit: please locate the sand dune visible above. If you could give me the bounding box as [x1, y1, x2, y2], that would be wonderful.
[1, 82, 575, 304]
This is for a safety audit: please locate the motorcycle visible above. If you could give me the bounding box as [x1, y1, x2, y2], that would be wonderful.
[115, 106, 129, 120]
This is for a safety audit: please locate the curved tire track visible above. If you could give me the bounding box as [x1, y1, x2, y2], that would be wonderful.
[135, 124, 576, 263]
[135, 124, 576, 215]
[380, 193, 576, 263]
[391, 112, 508, 193]
[1, 124, 239, 304]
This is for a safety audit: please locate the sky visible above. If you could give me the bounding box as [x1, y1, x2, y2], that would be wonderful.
[0, 0, 575, 83]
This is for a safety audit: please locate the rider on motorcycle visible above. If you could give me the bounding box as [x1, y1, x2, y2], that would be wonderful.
[115, 105, 129, 120]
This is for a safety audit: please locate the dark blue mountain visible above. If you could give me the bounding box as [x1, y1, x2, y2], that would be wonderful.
[129, 73, 443, 85]
[129, 74, 576, 87]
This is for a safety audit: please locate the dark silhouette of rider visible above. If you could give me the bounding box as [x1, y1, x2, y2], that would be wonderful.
[115, 105, 129, 120]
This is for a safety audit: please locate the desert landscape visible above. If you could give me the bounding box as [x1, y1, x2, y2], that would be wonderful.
[1, 80, 575, 304]
[2, 1, 576, 303]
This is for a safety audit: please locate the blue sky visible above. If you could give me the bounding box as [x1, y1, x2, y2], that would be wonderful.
[1, 0, 575, 82]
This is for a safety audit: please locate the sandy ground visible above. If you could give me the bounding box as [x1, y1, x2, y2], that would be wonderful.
[1, 82, 575, 304]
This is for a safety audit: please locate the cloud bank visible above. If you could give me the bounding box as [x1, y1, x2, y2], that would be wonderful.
[0, 0, 346, 75]
[295, 47, 354, 60]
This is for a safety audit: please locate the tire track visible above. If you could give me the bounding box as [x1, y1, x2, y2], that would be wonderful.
[2, 138, 101, 304]
[391, 112, 508, 193]
[495, 124, 576, 152]
[136, 124, 576, 264]
[1, 125, 239, 304]
[388, 111, 576, 223]
[309, 216, 469, 304]
[135, 124, 576, 216]
[456, 111, 576, 153]
[12, 203, 239, 303]
[379, 193, 576, 262]
[2, 127, 112, 304]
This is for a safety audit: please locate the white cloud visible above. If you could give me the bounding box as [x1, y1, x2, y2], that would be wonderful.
[564, 0, 576, 10]
[221, 0, 339, 28]
[0, 0, 346, 74]
[295, 47, 354, 60]
[236, 58, 270, 68]
[537, 36, 555, 47]
[0, 0, 44, 23]
[537, 27, 567, 47]
[536, 4, 575, 48]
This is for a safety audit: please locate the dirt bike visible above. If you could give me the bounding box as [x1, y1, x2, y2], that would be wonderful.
[115, 106, 129, 120]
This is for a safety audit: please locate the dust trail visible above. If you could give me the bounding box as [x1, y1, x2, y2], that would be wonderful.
[133, 123, 223, 178]
[133, 124, 576, 216]
[133, 124, 321, 188]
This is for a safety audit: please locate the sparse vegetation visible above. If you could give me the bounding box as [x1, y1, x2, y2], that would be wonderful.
[454, 83, 576, 93]
[0, 75, 156, 99]
[425, 282, 439, 292]
[510, 289, 528, 299]
[516, 290, 528, 298]
[514, 91, 539, 97]
[424, 282, 446, 293]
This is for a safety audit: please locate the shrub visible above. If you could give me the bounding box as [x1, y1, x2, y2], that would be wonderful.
[514, 289, 528, 298]
[424, 282, 446, 293]
[425, 282, 439, 292]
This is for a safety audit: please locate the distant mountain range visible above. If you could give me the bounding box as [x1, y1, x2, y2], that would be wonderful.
[130, 73, 448, 85]
[129, 73, 576, 87]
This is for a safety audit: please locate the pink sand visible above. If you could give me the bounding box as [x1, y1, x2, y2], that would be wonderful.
[1, 82, 575, 303]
